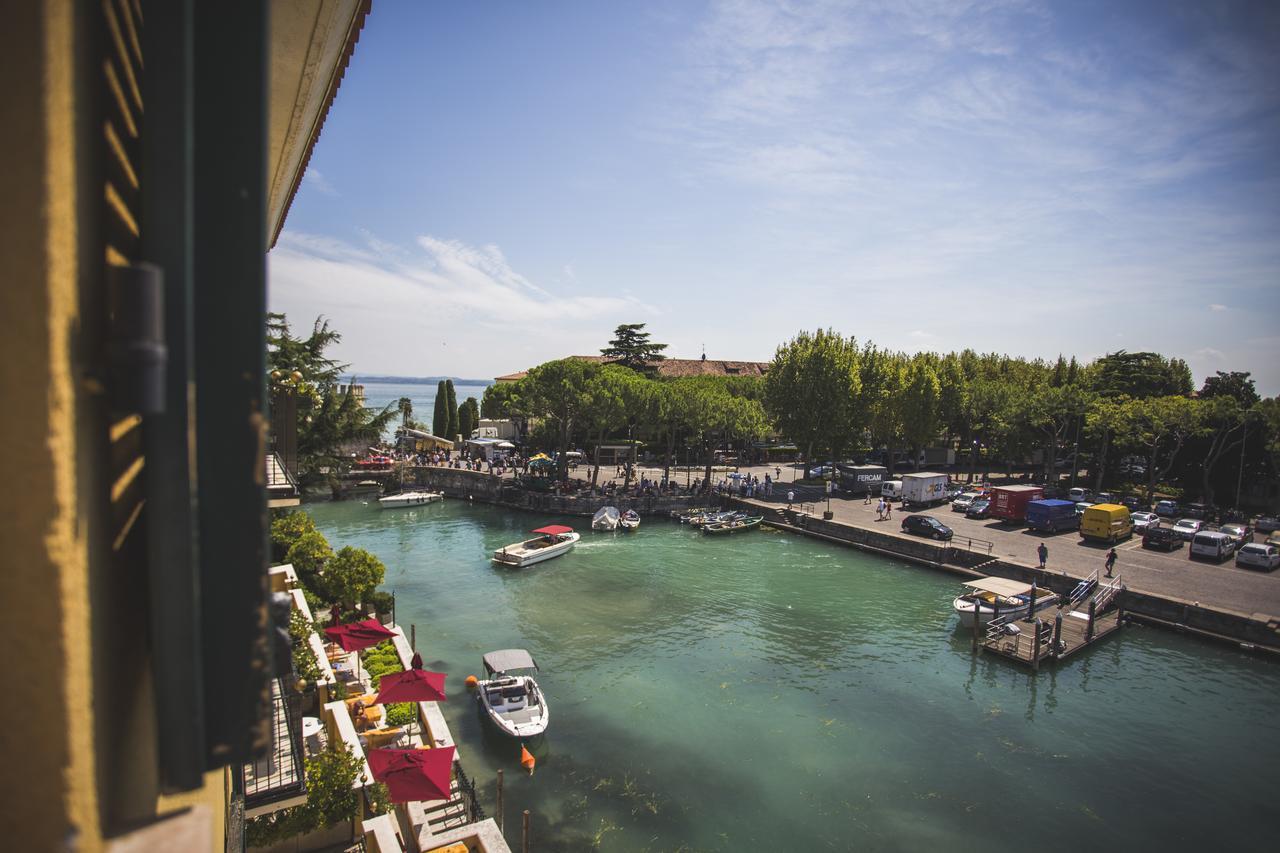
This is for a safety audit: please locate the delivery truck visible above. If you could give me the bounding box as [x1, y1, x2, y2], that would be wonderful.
[1024, 499, 1080, 533]
[900, 472, 949, 508]
[837, 464, 887, 496]
[989, 485, 1045, 523]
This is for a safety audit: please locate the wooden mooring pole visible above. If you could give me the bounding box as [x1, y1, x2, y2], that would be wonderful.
[1032, 618, 1043, 671]
[1086, 599, 1097, 643]
[522, 809, 531, 853]
[496, 769, 504, 832]
[410, 624, 416, 652]
[1053, 613, 1063, 659]
[971, 610, 980, 654]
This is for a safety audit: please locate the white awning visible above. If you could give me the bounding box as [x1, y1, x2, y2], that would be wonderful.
[962, 577, 1034, 597]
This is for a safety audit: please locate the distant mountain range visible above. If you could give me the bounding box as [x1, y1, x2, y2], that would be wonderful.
[342, 374, 494, 386]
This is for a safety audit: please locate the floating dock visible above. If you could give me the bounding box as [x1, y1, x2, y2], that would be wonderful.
[973, 574, 1125, 669]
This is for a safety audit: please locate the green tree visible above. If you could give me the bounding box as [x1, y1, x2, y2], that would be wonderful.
[267, 314, 396, 480]
[1200, 371, 1260, 407]
[271, 511, 317, 560]
[285, 530, 333, 600]
[445, 379, 459, 438]
[601, 323, 668, 370]
[898, 356, 942, 467]
[1091, 351, 1193, 399]
[764, 330, 861, 478]
[245, 746, 365, 847]
[522, 358, 602, 480]
[458, 396, 480, 439]
[397, 396, 413, 428]
[325, 546, 387, 611]
[432, 380, 448, 437]
[1124, 396, 1201, 500]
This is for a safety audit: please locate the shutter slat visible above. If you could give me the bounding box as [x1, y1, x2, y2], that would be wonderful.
[104, 0, 143, 113]
[104, 59, 139, 138]
[104, 121, 139, 190]
[115, 0, 144, 70]
[105, 180, 140, 238]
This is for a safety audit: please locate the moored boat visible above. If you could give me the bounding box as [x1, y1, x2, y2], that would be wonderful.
[953, 576, 1058, 628]
[377, 490, 444, 509]
[493, 525, 580, 568]
[476, 649, 549, 738]
[592, 506, 620, 531]
[619, 509, 641, 530]
[688, 510, 744, 529]
[703, 515, 763, 534]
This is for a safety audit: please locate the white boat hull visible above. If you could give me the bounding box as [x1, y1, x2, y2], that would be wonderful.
[953, 594, 1058, 628]
[493, 532, 580, 568]
[378, 491, 443, 509]
[477, 675, 549, 738]
[592, 506, 620, 530]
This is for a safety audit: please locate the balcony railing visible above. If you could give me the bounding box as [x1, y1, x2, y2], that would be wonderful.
[242, 676, 307, 813]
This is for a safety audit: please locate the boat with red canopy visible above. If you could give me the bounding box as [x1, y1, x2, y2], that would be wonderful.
[492, 524, 580, 568]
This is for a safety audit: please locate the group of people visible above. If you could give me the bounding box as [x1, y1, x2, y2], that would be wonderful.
[715, 473, 776, 498]
[874, 497, 894, 521]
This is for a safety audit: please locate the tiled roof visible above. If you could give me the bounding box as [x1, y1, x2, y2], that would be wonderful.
[495, 355, 769, 382]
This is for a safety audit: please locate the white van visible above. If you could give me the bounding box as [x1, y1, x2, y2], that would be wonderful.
[1190, 531, 1234, 562]
[881, 480, 903, 501]
[1067, 487, 1092, 502]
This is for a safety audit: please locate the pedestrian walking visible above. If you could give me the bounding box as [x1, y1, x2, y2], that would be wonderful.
[864, 491, 871, 505]
[876, 499, 885, 521]
[1037, 542, 1048, 569]
[1105, 547, 1117, 577]
[787, 489, 795, 509]
[885, 501, 893, 520]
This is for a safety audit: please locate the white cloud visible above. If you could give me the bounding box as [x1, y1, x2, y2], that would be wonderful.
[268, 231, 656, 376]
[1194, 347, 1225, 360]
[1209, 303, 1227, 312]
[303, 169, 340, 197]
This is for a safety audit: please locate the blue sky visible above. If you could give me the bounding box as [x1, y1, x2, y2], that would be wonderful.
[268, 0, 1280, 394]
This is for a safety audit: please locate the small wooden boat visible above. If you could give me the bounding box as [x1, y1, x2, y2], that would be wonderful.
[688, 510, 744, 529]
[672, 507, 716, 523]
[592, 506, 620, 531]
[493, 525, 579, 568]
[703, 515, 763, 534]
[377, 490, 443, 509]
[619, 509, 640, 530]
[476, 649, 549, 738]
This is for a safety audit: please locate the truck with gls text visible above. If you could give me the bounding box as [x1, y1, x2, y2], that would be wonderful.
[900, 472, 949, 508]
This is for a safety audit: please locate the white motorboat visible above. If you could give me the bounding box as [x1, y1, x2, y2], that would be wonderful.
[953, 576, 1059, 628]
[492, 525, 580, 568]
[619, 509, 640, 530]
[476, 649, 549, 738]
[592, 506, 620, 531]
[377, 490, 444, 509]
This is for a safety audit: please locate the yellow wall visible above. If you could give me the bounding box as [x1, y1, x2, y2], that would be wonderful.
[0, 2, 226, 849]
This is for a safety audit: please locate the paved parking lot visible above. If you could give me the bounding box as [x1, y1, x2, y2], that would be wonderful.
[713, 463, 1280, 618]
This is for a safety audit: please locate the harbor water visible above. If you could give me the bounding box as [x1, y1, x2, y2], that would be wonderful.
[304, 499, 1280, 851]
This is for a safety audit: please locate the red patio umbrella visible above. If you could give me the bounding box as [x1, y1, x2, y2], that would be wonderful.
[375, 669, 446, 705]
[323, 618, 397, 652]
[367, 746, 456, 803]
[324, 618, 398, 682]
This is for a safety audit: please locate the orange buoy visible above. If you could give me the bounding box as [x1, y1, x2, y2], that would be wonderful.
[465, 675, 478, 689]
[520, 745, 536, 774]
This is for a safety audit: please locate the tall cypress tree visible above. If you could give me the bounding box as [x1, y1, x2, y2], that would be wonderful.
[446, 379, 459, 438]
[432, 380, 447, 437]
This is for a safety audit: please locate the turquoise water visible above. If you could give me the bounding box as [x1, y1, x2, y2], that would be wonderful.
[304, 500, 1280, 851]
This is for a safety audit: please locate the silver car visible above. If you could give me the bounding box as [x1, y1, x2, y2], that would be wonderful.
[1235, 543, 1279, 571]
[1172, 518, 1204, 541]
[1131, 512, 1160, 533]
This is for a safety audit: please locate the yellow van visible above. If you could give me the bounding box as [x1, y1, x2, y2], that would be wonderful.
[1080, 503, 1133, 543]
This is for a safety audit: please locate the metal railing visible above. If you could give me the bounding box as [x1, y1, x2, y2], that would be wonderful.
[453, 761, 487, 824]
[1093, 576, 1123, 612]
[954, 536, 995, 555]
[266, 452, 299, 493]
[242, 677, 306, 811]
[1066, 570, 1098, 608]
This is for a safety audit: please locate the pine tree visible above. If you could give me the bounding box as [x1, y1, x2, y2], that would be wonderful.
[432, 380, 447, 437]
[601, 323, 668, 370]
[446, 380, 459, 439]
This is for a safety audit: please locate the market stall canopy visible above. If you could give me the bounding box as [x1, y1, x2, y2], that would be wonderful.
[961, 577, 1034, 598]
[375, 668, 446, 705]
[483, 648, 538, 676]
[323, 618, 398, 652]
[367, 746, 456, 803]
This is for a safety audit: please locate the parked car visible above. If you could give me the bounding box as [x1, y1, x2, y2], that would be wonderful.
[1236, 543, 1280, 571]
[965, 499, 992, 519]
[1190, 531, 1235, 563]
[1183, 502, 1212, 520]
[1095, 492, 1115, 504]
[1268, 532, 1280, 549]
[1255, 516, 1280, 533]
[1143, 526, 1184, 551]
[1154, 500, 1181, 518]
[1172, 518, 1204, 541]
[1068, 488, 1093, 502]
[1120, 496, 1142, 510]
[951, 492, 981, 512]
[1131, 512, 1160, 534]
[1218, 523, 1252, 549]
[1074, 501, 1094, 517]
[901, 514, 954, 541]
